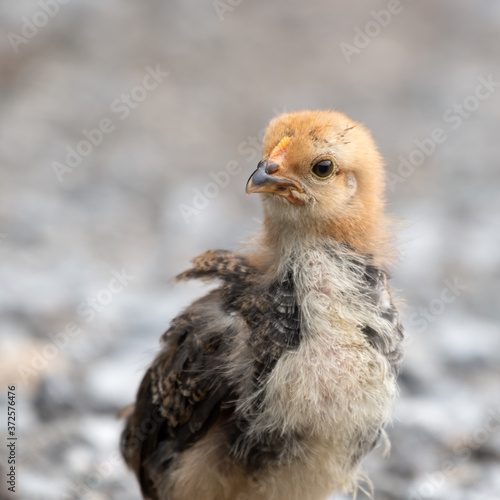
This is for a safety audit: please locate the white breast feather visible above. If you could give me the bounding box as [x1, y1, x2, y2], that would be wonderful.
[249, 243, 397, 492]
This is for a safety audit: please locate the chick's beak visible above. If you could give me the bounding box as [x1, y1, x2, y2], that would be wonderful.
[246, 160, 305, 204]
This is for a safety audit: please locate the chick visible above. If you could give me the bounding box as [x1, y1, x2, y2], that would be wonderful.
[121, 110, 403, 500]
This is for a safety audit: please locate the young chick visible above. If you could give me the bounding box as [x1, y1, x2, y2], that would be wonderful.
[121, 110, 403, 500]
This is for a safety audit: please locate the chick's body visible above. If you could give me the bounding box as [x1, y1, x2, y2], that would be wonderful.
[121, 110, 404, 500]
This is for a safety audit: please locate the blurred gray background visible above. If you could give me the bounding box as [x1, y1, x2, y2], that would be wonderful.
[1, 1, 499, 499]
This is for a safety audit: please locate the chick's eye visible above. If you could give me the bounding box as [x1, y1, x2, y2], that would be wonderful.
[312, 160, 335, 179]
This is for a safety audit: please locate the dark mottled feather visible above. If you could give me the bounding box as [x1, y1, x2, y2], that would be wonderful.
[361, 264, 404, 375]
[121, 250, 303, 497]
[121, 289, 233, 499]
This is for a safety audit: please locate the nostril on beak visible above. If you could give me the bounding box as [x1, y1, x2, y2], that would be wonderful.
[264, 161, 280, 175]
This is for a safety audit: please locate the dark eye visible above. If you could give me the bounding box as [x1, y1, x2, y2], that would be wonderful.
[312, 159, 335, 179]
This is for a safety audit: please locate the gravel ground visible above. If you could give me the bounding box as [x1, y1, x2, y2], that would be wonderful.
[1, 1, 499, 499]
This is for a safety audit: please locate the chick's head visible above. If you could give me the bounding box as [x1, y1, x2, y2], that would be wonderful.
[247, 110, 390, 255]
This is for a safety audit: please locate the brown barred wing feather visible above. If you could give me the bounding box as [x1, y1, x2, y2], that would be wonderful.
[121, 288, 234, 500]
